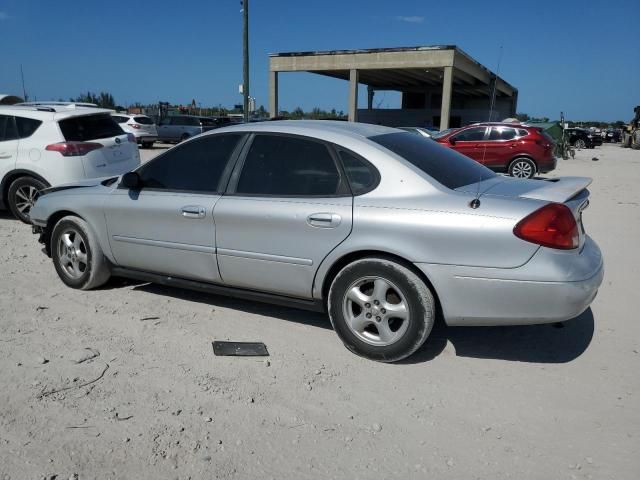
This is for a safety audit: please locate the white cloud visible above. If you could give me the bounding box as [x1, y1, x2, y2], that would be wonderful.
[0, 12, 9, 20]
[396, 15, 424, 23]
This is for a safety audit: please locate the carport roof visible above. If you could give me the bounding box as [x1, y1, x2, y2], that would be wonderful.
[269, 45, 517, 98]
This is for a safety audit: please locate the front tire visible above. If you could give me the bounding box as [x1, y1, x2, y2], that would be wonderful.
[328, 257, 435, 362]
[7, 176, 47, 223]
[142, 141, 154, 149]
[508, 157, 536, 178]
[180, 133, 190, 142]
[574, 139, 586, 149]
[51, 216, 110, 290]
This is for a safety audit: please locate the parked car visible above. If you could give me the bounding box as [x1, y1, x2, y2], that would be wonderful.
[565, 128, 602, 149]
[434, 122, 556, 178]
[397, 126, 439, 138]
[30, 121, 603, 362]
[111, 113, 158, 148]
[0, 105, 140, 223]
[156, 115, 230, 143]
[604, 129, 622, 143]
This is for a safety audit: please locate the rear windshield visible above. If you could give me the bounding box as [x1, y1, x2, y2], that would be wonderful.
[133, 116, 153, 125]
[59, 114, 123, 141]
[369, 132, 495, 189]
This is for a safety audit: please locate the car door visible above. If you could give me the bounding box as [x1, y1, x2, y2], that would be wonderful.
[482, 126, 518, 169]
[104, 133, 245, 282]
[448, 127, 487, 161]
[214, 133, 353, 299]
[0, 115, 19, 181]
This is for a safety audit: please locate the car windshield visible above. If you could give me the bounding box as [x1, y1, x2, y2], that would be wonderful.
[59, 114, 123, 141]
[133, 116, 153, 125]
[369, 132, 495, 189]
[430, 128, 457, 139]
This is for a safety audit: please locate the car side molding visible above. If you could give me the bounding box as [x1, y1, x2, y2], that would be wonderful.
[110, 267, 326, 313]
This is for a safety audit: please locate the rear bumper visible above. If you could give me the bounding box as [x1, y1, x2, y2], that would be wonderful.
[416, 235, 604, 326]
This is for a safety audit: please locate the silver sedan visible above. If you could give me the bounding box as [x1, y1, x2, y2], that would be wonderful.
[30, 121, 603, 362]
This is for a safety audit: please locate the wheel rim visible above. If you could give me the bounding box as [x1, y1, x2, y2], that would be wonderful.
[56, 228, 88, 279]
[342, 276, 410, 347]
[511, 160, 533, 178]
[575, 140, 585, 149]
[14, 185, 39, 216]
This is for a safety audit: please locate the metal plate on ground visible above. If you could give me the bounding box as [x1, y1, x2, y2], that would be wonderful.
[212, 341, 269, 356]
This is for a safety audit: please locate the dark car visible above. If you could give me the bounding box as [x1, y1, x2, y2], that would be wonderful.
[604, 129, 622, 143]
[565, 128, 602, 149]
[434, 122, 556, 178]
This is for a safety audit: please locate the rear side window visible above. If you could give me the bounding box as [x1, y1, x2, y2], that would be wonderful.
[133, 116, 153, 125]
[369, 132, 495, 189]
[59, 114, 123, 141]
[236, 135, 343, 196]
[339, 150, 378, 194]
[488, 127, 517, 140]
[15, 117, 42, 138]
[518, 129, 529, 137]
[200, 118, 216, 127]
[138, 134, 242, 192]
[112, 116, 129, 124]
[451, 127, 486, 141]
[0, 115, 18, 141]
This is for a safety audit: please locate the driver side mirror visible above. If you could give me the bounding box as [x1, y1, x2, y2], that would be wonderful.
[121, 171, 142, 189]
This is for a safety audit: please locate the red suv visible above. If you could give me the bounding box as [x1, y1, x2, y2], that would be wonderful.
[434, 123, 556, 178]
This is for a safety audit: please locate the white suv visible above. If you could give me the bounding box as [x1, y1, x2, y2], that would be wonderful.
[111, 113, 158, 148]
[0, 105, 140, 223]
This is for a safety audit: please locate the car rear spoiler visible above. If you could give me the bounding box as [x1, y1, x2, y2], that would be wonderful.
[522, 176, 592, 203]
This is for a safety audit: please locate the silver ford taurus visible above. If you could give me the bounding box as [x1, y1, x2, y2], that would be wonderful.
[30, 121, 604, 362]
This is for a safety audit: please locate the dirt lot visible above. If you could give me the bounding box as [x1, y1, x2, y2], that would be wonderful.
[1, 143, 638, 479]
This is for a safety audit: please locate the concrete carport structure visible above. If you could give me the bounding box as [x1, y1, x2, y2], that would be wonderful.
[269, 45, 518, 130]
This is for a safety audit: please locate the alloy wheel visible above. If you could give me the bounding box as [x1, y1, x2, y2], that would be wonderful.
[511, 160, 534, 178]
[342, 276, 410, 346]
[14, 185, 39, 216]
[56, 228, 88, 279]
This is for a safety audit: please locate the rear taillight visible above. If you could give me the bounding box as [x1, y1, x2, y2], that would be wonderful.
[128, 123, 141, 129]
[126, 133, 136, 143]
[513, 203, 579, 250]
[45, 141, 103, 157]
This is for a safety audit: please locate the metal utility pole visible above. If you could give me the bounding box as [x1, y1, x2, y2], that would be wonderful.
[242, 0, 250, 123]
[20, 64, 28, 101]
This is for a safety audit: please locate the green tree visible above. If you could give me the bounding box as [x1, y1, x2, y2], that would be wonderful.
[515, 112, 530, 122]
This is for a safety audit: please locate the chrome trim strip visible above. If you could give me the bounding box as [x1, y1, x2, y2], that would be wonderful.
[112, 235, 215, 254]
[217, 248, 313, 266]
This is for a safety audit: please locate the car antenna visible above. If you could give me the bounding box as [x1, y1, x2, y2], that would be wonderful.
[471, 44, 503, 210]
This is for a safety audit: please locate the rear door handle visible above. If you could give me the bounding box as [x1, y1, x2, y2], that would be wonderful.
[307, 213, 341, 228]
[181, 205, 206, 219]
[0, 153, 12, 159]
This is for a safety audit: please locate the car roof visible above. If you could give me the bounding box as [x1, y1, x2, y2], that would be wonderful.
[213, 120, 397, 140]
[0, 104, 114, 120]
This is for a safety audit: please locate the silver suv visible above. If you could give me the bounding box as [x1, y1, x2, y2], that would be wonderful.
[156, 115, 229, 143]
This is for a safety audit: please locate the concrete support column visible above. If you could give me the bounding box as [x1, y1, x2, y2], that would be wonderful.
[367, 85, 374, 110]
[439, 66, 453, 130]
[511, 90, 518, 117]
[269, 71, 278, 118]
[348, 69, 359, 122]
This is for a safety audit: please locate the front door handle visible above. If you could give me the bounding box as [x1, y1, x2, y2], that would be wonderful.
[307, 213, 341, 228]
[181, 205, 206, 219]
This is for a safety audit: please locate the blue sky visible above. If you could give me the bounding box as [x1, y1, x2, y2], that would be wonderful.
[0, 0, 637, 121]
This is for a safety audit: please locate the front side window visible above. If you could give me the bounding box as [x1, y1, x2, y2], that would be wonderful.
[369, 132, 495, 190]
[451, 127, 486, 142]
[138, 134, 242, 192]
[0, 115, 18, 142]
[236, 135, 342, 196]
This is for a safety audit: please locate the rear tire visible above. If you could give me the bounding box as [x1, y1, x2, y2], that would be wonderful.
[508, 157, 536, 179]
[328, 257, 435, 362]
[142, 142, 154, 149]
[180, 133, 190, 142]
[51, 216, 110, 290]
[574, 139, 586, 149]
[7, 176, 47, 224]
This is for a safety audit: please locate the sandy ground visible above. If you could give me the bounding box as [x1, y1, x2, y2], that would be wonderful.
[0, 143, 638, 480]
